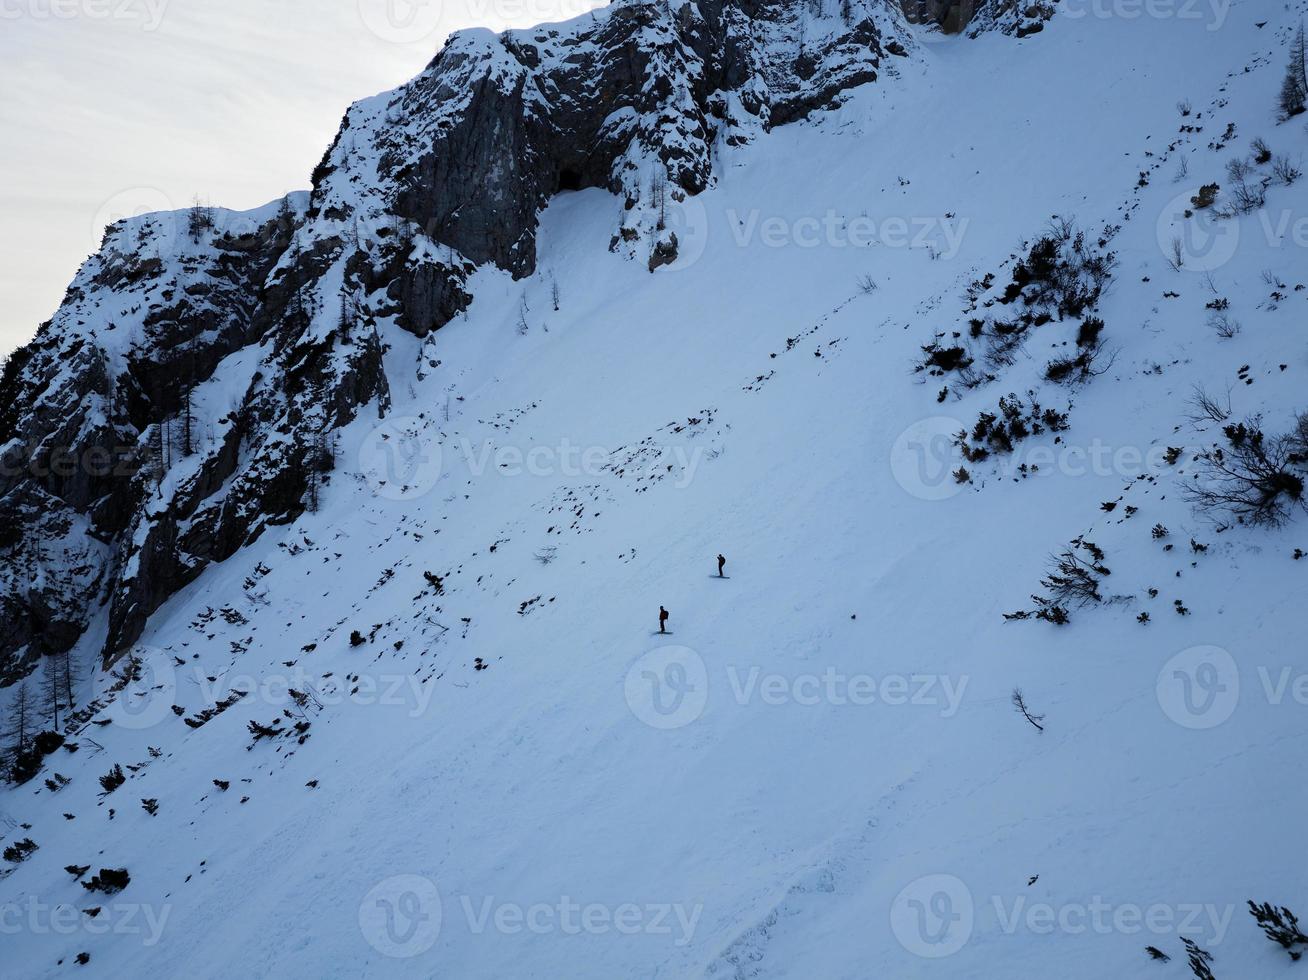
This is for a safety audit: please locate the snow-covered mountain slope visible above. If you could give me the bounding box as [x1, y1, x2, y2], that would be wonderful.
[4, 1, 1308, 976]
[0, 0, 917, 682]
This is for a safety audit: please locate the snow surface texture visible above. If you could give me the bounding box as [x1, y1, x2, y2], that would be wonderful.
[4, 1, 1308, 977]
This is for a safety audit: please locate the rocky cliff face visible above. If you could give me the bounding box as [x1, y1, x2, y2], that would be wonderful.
[899, 0, 1056, 37]
[0, 0, 933, 685]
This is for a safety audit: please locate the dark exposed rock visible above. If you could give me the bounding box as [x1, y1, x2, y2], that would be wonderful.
[1, 0, 1034, 684]
[900, 0, 1056, 38]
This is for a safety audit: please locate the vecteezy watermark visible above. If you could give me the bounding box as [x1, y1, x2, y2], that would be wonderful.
[625, 646, 710, 729]
[1156, 645, 1240, 729]
[1157, 646, 1308, 729]
[356, 0, 441, 44]
[90, 186, 301, 263]
[356, 0, 603, 45]
[458, 895, 702, 946]
[92, 186, 177, 252]
[891, 873, 1235, 958]
[1158, 189, 1308, 273]
[990, 896, 1234, 944]
[725, 210, 969, 260]
[103, 646, 436, 731]
[0, 0, 169, 29]
[1062, 0, 1230, 30]
[358, 415, 444, 501]
[725, 667, 968, 716]
[104, 646, 178, 731]
[890, 416, 966, 502]
[357, 421, 710, 500]
[194, 666, 436, 720]
[624, 646, 967, 729]
[890, 874, 974, 958]
[650, 195, 710, 273]
[889, 416, 1174, 501]
[357, 875, 701, 957]
[359, 875, 444, 959]
[1156, 189, 1240, 273]
[0, 897, 171, 947]
[0, 443, 142, 481]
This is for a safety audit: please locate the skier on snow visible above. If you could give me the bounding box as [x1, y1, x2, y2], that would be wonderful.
[717, 554, 726, 577]
[658, 606, 669, 634]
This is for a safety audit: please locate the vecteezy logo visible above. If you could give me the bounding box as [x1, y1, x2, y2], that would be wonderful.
[358, 874, 443, 958]
[1156, 189, 1240, 273]
[1156, 645, 1240, 729]
[653, 196, 710, 272]
[889, 416, 965, 501]
[105, 645, 177, 731]
[625, 646, 709, 729]
[890, 874, 973, 958]
[92, 187, 178, 256]
[358, 415, 443, 501]
[357, 0, 444, 44]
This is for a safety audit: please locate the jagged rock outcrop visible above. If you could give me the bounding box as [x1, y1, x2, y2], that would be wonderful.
[0, 0, 929, 683]
[899, 0, 1056, 37]
[312, 0, 913, 303]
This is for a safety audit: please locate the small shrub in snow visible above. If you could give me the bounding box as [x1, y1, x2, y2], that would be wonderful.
[184, 690, 246, 729]
[1075, 316, 1104, 347]
[3, 838, 38, 863]
[247, 719, 283, 744]
[1207, 310, 1241, 339]
[1044, 342, 1112, 384]
[1271, 155, 1302, 185]
[1003, 220, 1116, 318]
[1185, 416, 1307, 527]
[1248, 901, 1308, 960]
[81, 868, 130, 895]
[1219, 177, 1266, 217]
[916, 339, 973, 375]
[1182, 937, 1215, 979]
[1005, 538, 1109, 624]
[98, 764, 125, 795]
[956, 392, 1070, 465]
[1185, 384, 1232, 427]
[1191, 184, 1219, 210]
[1225, 157, 1252, 182]
[1011, 689, 1045, 731]
[1041, 540, 1109, 606]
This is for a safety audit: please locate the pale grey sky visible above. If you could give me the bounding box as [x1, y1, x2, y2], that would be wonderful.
[0, 0, 603, 355]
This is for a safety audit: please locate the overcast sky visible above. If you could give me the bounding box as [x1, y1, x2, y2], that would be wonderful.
[0, 0, 603, 356]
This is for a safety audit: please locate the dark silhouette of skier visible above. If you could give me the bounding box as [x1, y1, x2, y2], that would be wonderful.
[658, 606, 669, 634]
[717, 554, 726, 577]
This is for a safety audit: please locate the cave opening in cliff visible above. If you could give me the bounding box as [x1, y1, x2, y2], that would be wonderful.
[556, 167, 584, 192]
